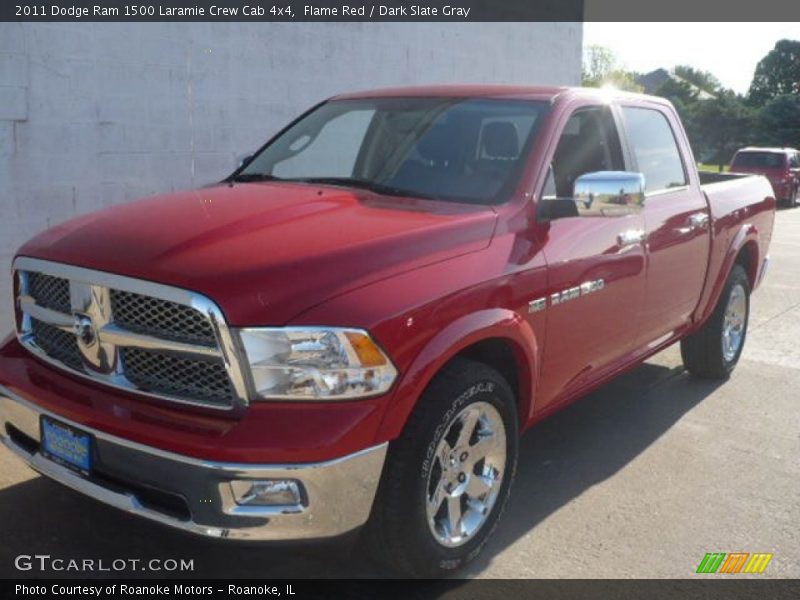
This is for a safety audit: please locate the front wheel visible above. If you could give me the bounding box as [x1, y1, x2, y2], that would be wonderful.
[681, 264, 750, 379]
[367, 358, 519, 577]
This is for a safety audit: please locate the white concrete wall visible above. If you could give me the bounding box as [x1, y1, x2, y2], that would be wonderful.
[0, 22, 582, 331]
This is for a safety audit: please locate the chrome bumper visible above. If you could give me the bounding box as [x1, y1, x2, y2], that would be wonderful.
[0, 385, 386, 541]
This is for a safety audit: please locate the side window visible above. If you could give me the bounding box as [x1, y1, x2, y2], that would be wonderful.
[621, 107, 687, 193]
[790, 153, 799, 169]
[544, 106, 625, 200]
[272, 109, 375, 178]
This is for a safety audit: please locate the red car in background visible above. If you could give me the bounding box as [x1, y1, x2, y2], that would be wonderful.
[730, 147, 800, 207]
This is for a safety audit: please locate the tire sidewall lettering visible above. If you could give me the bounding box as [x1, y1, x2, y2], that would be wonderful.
[421, 381, 496, 480]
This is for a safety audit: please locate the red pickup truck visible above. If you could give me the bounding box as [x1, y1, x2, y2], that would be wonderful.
[0, 86, 775, 577]
[730, 146, 800, 207]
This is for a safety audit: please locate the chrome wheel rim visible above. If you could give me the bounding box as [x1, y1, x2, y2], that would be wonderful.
[722, 283, 747, 363]
[426, 401, 507, 548]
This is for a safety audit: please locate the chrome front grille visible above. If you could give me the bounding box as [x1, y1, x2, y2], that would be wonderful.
[13, 258, 248, 410]
[111, 290, 217, 347]
[30, 318, 83, 371]
[28, 272, 71, 314]
[122, 348, 235, 405]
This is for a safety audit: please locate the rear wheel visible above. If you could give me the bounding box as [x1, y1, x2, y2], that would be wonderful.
[681, 264, 750, 379]
[367, 357, 518, 577]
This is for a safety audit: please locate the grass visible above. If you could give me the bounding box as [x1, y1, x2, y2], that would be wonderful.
[697, 163, 730, 173]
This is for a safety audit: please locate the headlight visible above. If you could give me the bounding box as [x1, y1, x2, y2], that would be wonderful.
[238, 328, 397, 401]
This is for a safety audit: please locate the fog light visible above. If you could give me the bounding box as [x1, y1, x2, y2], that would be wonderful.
[230, 480, 303, 507]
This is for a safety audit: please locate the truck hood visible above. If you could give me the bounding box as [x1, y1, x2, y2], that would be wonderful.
[19, 182, 497, 324]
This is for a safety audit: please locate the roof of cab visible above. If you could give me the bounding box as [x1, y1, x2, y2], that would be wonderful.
[330, 84, 673, 106]
[332, 84, 570, 101]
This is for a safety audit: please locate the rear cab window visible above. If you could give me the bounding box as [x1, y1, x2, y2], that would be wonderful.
[732, 151, 786, 169]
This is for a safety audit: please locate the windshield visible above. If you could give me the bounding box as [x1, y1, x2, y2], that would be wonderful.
[236, 97, 549, 204]
[732, 151, 786, 169]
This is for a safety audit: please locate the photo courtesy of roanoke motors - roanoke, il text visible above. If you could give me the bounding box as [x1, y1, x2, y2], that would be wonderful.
[14, 584, 297, 596]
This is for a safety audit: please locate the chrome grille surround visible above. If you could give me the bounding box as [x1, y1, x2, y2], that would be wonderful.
[13, 257, 249, 411]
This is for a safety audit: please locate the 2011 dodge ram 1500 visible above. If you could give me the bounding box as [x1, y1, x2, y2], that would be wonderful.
[0, 86, 775, 576]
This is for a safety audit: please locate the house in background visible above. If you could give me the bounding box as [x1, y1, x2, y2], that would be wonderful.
[637, 68, 717, 99]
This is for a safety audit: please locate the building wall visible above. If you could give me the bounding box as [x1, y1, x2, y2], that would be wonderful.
[0, 22, 582, 331]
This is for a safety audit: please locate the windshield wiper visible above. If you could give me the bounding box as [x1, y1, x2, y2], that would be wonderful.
[285, 177, 442, 201]
[229, 172, 284, 183]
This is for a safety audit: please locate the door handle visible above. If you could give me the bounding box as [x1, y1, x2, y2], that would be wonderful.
[617, 229, 646, 246]
[688, 212, 709, 229]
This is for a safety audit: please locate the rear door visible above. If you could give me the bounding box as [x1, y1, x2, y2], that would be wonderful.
[536, 104, 648, 407]
[619, 104, 711, 346]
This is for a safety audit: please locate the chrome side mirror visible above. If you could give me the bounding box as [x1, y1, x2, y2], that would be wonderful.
[572, 171, 646, 217]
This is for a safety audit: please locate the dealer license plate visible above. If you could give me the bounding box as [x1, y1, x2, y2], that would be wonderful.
[40, 416, 93, 476]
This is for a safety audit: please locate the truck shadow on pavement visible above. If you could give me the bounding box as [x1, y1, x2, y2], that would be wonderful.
[0, 359, 724, 579]
[460, 361, 725, 578]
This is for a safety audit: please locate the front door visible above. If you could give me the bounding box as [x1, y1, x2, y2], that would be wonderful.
[536, 105, 648, 408]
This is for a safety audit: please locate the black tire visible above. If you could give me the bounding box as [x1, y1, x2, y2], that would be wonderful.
[783, 183, 799, 208]
[366, 357, 519, 577]
[681, 264, 750, 379]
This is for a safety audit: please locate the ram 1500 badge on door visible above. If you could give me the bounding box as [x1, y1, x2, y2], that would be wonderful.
[0, 86, 775, 577]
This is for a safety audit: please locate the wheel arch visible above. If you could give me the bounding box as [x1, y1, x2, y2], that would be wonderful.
[376, 309, 539, 442]
[696, 224, 761, 328]
[733, 239, 759, 290]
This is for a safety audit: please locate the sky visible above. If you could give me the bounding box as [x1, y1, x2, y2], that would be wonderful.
[583, 23, 799, 94]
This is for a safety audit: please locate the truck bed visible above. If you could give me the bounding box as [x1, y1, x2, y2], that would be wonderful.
[697, 171, 751, 185]
[695, 171, 776, 322]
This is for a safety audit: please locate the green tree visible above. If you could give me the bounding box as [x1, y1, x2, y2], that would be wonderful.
[655, 78, 699, 117]
[673, 65, 722, 95]
[757, 94, 800, 148]
[582, 45, 614, 86]
[748, 39, 800, 105]
[690, 92, 757, 169]
[647, 67, 756, 169]
[653, 79, 698, 145]
[582, 45, 643, 92]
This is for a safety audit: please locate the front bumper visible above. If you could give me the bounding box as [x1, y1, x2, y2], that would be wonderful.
[0, 384, 387, 541]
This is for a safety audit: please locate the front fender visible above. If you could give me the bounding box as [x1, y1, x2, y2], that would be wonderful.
[376, 308, 540, 442]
